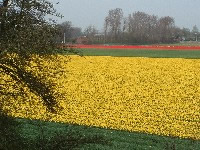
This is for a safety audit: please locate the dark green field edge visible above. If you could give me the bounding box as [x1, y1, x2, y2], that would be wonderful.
[64, 48, 200, 59]
[1, 116, 199, 150]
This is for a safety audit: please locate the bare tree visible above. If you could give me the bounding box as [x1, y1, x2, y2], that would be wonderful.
[57, 21, 73, 43]
[71, 27, 82, 39]
[172, 27, 184, 41]
[125, 11, 159, 43]
[104, 8, 123, 43]
[192, 25, 199, 34]
[192, 25, 199, 41]
[182, 27, 191, 40]
[158, 16, 175, 43]
[84, 25, 98, 43]
[129, 12, 151, 43]
[57, 21, 82, 43]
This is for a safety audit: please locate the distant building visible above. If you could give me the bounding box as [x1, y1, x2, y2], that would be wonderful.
[94, 33, 104, 42]
[76, 36, 89, 44]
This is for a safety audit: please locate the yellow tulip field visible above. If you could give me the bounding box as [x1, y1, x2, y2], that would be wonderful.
[1, 55, 200, 140]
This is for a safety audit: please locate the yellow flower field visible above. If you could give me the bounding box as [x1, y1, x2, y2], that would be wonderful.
[1, 55, 200, 140]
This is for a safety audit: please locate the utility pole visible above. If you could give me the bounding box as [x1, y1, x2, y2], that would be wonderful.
[195, 33, 198, 42]
[64, 33, 66, 44]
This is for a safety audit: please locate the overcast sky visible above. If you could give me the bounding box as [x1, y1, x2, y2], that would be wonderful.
[53, 0, 200, 32]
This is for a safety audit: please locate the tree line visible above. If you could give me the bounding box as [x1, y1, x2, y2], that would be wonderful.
[104, 8, 199, 44]
[58, 8, 199, 44]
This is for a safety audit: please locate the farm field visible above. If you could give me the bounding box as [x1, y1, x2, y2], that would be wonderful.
[2, 0, 200, 149]
[76, 44, 200, 50]
[76, 48, 200, 58]
[157, 41, 200, 46]
[1, 48, 200, 149]
[64, 44, 200, 58]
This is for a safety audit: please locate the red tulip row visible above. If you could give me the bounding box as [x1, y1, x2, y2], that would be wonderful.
[75, 44, 200, 50]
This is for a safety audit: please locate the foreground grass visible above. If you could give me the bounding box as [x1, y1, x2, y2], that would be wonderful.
[74, 49, 200, 59]
[1, 116, 200, 150]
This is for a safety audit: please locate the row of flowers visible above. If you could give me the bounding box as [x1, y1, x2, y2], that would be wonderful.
[1, 55, 200, 140]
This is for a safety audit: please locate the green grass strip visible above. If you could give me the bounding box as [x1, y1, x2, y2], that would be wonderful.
[73, 48, 200, 59]
[1, 116, 199, 150]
